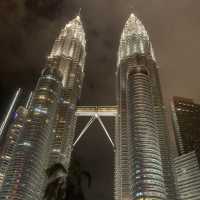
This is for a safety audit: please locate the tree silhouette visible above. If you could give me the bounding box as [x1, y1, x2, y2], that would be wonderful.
[43, 158, 91, 200]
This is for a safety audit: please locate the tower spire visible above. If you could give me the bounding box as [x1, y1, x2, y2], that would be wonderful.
[78, 8, 82, 17]
[118, 13, 155, 66]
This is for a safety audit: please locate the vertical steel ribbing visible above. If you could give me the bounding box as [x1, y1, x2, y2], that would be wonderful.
[0, 107, 28, 188]
[127, 65, 167, 199]
[0, 68, 62, 200]
[149, 64, 177, 200]
[115, 65, 132, 200]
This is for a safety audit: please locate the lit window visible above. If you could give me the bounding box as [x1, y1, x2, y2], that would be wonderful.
[34, 107, 47, 114]
[19, 142, 31, 147]
[52, 149, 60, 153]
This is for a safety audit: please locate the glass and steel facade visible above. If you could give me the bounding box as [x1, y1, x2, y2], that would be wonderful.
[48, 16, 86, 170]
[115, 13, 176, 200]
[174, 151, 200, 200]
[171, 96, 200, 161]
[171, 96, 200, 199]
[0, 11, 182, 200]
[0, 67, 63, 200]
[0, 106, 28, 188]
[0, 16, 86, 200]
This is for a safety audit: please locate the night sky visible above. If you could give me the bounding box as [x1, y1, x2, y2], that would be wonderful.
[1, 1, 200, 200]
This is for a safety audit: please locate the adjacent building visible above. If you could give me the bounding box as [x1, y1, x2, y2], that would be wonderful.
[0, 15, 86, 200]
[171, 96, 200, 199]
[174, 151, 200, 200]
[115, 13, 176, 200]
[171, 96, 200, 161]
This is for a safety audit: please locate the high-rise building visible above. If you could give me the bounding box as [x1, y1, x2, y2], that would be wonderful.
[115, 13, 176, 200]
[0, 106, 28, 188]
[0, 15, 86, 200]
[174, 151, 200, 200]
[48, 15, 86, 169]
[171, 96, 200, 199]
[171, 96, 200, 160]
[0, 11, 180, 200]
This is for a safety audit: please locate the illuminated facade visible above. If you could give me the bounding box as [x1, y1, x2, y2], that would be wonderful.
[0, 12, 179, 200]
[48, 15, 86, 169]
[0, 106, 28, 188]
[115, 13, 176, 200]
[0, 15, 86, 200]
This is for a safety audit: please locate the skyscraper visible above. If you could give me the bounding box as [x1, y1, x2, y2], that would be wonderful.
[115, 13, 176, 200]
[171, 96, 200, 160]
[0, 106, 28, 188]
[171, 96, 200, 199]
[0, 15, 86, 200]
[48, 15, 86, 169]
[174, 151, 200, 200]
[0, 11, 180, 200]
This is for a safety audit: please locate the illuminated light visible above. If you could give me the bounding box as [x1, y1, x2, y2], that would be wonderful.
[5, 156, 11, 160]
[34, 107, 47, 114]
[25, 92, 33, 109]
[52, 149, 60, 153]
[65, 23, 72, 28]
[45, 76, 57, 82]
[15, 124, 23, 128]
[73, 116, 96, 147]
[19, 142, 31, 147]
[97, 116, 115, 148]
[0, 88, 21, 136]
[37, 95, 46, 100]
[13, 112, 18, 120]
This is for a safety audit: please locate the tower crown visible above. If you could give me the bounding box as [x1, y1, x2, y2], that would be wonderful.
[49, 15, 86, 68]
[63, 15, 86, 48]
[118, 13, 155, 66]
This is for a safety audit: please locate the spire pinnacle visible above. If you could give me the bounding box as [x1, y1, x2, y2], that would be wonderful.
[78, 8, 82, 17]
[49, 14, 86, 61]
[118, 13, 156, 65]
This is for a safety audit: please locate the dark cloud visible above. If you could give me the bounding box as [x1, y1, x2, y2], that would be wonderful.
[90, 29, 100, 38]
[1, 0, 200, 199]
[25, 0, 64, 19]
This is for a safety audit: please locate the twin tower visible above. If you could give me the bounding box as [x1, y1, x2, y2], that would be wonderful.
[0, 13, 177, 200]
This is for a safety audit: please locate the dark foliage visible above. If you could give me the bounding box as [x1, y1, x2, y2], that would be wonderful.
[43, 158, 91, 200]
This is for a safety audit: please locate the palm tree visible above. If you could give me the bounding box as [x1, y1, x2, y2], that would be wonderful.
[43, 163, 67, 200]
[43, 158, 91, 200]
